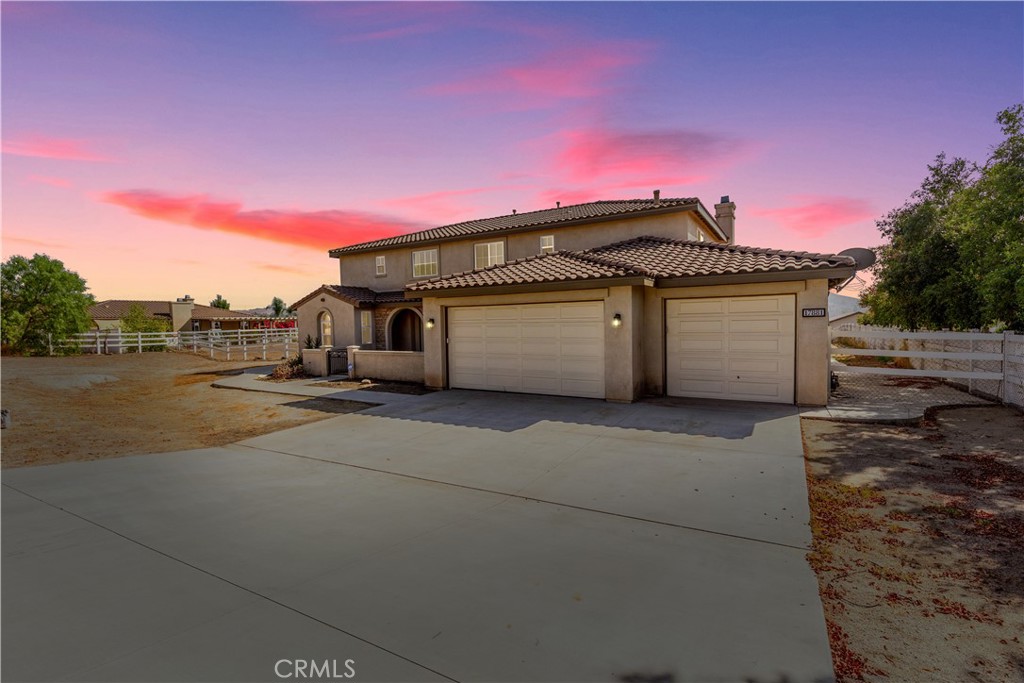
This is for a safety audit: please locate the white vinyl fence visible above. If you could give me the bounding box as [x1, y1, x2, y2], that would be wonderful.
[831, 323, 1024, 410]
[52, 328, 299, 362]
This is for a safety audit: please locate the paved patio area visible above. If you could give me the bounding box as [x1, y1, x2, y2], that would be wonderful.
[2, 391, 833, 683]
[802, 372, 993, 422]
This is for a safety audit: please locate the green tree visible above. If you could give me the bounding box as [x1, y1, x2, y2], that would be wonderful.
[1, 254, 95, 354]
[270, 296, 287, 317]
[862, 105, 1024, 330]
[119, 304, 171, 334]
[209, 294, 230, 310]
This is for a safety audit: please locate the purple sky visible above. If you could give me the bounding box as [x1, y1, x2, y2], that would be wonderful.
[2, 1, 1021, 308]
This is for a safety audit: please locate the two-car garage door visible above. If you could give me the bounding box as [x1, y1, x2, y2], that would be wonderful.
[665, 295, 796, 404]
[446, 295, 796, 404]
[448, 302, 605, 398]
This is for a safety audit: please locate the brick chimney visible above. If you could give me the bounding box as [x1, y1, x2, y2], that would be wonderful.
[714, 195, 736, 244]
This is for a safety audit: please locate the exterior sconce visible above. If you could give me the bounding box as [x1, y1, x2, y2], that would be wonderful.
[426, 318, 435, 329]
[611, 313, 622, 328]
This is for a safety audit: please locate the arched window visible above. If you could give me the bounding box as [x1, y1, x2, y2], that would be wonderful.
[318, 311, 333, 347]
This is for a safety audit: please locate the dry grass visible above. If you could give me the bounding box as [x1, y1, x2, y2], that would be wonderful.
[0, 352, 365, 468]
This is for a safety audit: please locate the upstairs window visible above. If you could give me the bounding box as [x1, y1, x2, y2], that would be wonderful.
[412, 248, 439, 278]
[474, 241, 505, 270]
[540, 235, 555, 254]
[375, 255, 386, 276]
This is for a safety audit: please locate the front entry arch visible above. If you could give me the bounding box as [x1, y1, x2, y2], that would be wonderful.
[389, 308, 423, 351]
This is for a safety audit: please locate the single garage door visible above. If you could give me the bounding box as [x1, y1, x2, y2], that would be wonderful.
[448, 302, 605, 398]
[666, 295, 795, 403]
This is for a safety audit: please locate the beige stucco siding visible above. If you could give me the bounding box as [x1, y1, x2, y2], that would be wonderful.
[336, 212, 714, 291]
[295, 295, 356, 349]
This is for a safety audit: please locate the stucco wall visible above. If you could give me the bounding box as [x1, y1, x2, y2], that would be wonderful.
[351, 350, 425, 383]
[336, 212, 713, 291]
[295, 294, 356, 349]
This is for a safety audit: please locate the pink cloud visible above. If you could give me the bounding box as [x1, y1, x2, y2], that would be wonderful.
[425, 43, 649, 107]
[257, 263, 310, 276]
[2, 235, 70, 250]
[750, 196, 875, 237]
[101, 190, 426, 252]
[555, 127, 748, 184]
[27, 174, 73, 188]
[2, 135, 112, 162]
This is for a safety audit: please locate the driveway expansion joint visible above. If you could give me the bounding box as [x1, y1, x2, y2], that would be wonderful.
[237, 443, 813, 553]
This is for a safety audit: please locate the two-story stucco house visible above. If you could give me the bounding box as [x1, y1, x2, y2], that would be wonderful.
[293, 194, 856, 405]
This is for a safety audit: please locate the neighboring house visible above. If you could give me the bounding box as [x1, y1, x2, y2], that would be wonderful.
[293, 194, 857, 405]
[828, 293, 867, 328]
[238, 307, 298, 328]
[89, 295, 261, 332]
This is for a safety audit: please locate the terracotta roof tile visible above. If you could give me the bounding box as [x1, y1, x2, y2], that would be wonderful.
[89, 300, 258, 320]
[407, 236, 856, 292]
[311, 285, 421, 307]
[330, 198, 701, 255]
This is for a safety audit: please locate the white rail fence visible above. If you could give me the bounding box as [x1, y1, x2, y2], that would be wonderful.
[831, 323, 1024, 410]
[51, 329, 299, 362]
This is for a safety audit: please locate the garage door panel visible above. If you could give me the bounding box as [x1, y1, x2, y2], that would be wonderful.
[668, 300, 726, 316]
[677, 319, 726, 334]
[728, 298, 791, 314]
[729, 338, 787, 354]
[666, 295, 795, 404]
[448, 302, 605, 398]
[730, 318, 784, 334]
[559, 302, 604, 319]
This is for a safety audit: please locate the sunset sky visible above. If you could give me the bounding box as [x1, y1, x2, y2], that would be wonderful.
[2, 1, 1021, 309]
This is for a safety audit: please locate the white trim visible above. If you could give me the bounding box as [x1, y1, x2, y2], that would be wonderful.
[474, 240, 505, 270]
[375, 255, 386, 277]
[539, 235, 555, 254]
[412, 248, 439, 278]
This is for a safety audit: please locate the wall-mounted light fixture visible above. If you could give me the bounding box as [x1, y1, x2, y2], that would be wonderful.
[611, 313, 622, 328]
[426, 318, 435, 329]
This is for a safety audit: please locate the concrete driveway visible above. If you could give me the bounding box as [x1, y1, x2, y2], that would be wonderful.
[3, 391, 833, 682]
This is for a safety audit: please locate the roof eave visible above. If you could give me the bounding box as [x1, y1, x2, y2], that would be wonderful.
[407, 275, 653, 298]
[656, 266, 857, 288]
[691, 201, 729, 242]
[329, 203, 703, 257]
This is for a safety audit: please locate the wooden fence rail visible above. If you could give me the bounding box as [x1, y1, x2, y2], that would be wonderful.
[51, 329, 299, 362]
[831, 323, 1023, 410]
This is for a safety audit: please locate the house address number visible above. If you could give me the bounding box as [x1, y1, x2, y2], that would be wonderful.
[802, 308, 827, 318]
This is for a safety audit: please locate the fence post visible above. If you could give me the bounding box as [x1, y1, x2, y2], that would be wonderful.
[96, 332, 101, 355]
[262, 340, 267, 361]
[1001, 331, 1009, 403]
[48, 333, 54, 356]
[243, 342, 248, 361]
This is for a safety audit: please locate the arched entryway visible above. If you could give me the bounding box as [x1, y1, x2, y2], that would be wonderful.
[388, 309, 423, 351]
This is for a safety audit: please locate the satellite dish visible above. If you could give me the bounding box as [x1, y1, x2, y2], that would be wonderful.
[838, 247, 876, 270]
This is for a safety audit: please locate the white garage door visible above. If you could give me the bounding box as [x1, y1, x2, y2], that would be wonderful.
[448, 302, 605, 398]
[666, 295, 795, 404]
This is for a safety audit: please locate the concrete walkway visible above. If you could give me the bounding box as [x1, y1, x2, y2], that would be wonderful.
[802, 373, 993, 423]
[3, 391, 833, 683]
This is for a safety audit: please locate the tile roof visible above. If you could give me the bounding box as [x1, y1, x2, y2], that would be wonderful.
[294, 285, 421, 308]
[407, 236, 856, 292]
[89, 300, 258, 320]
[330, 198, 703, 255]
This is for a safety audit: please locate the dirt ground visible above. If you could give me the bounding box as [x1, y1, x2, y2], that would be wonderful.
[0, 352, 366, 468]
[802, 406, 1024, 682]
